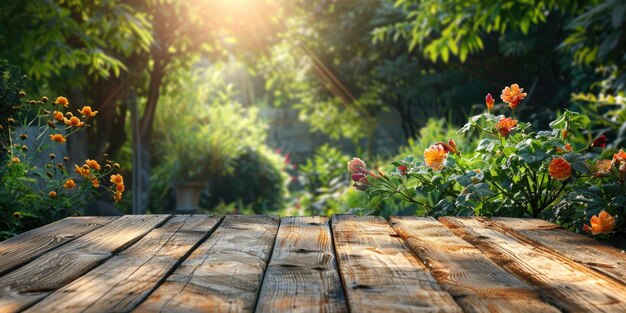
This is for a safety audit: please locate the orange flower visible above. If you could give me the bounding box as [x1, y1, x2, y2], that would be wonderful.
[11, 157, 20, 163]
[49, 134, 66, 143]
[500, 84, 527, 109]
[49, 191, 57, 198]
[91, 177, 100, 188]
[485, 93, 495, 111]
[594, 159, 612, 177]
[548, 157, 572, 180]
[63, 116, 84, 127]
[116, 183, 125, 192]
[496, 117, 518, 137]
[613, 149, 626, 164]
[110, 174, 124, 185]
[53, 111, 64, 121]
[424, 144, 447, 171]
[74, 165, 91, 177]
[64, 179, 76, 189]
[78, 106, 98, 117]
[584, 211, 616, 235]
[55, 96, 69, 107]
[85, 159, 101, 170]
[114, 191, 123, 202]
[556, 143, 573, 153]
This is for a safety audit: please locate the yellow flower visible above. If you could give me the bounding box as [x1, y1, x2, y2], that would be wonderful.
[424, 144, 447, 171]
[548, 157, 572, 180]
[64, 178, 76, 189]
[49, 191, 57, 199]
[63, 116, 84, 127]
[85, 159, 101, 170]
[12, 212, 22, 219]
[55, 96, 69, 107]
[110, 174, 124, 185]
[78, 106, 98, 117]
[11, 157, 20, 163]
[53, 111, 64, 121]
[49, 134, 66, 143]
[500, 84, 527, 109]
[584, 211, 616, 235]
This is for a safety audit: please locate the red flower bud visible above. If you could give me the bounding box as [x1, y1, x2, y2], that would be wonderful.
[351, 173, 366, 182]
[592, 135, 607, 148]
[448, 139, 457, 151]
[485, 93, 494, 111]
[397, 165, 408, 175]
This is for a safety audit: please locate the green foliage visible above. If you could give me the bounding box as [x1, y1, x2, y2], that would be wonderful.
[297, 145, 351, 215]
[153, 67, 266, 182]
[0, 1, 152, 87]
[200, 147, 289, 214]
[560, 0, 626, 89]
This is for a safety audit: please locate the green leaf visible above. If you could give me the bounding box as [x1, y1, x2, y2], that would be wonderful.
[549, 110, 590, 130]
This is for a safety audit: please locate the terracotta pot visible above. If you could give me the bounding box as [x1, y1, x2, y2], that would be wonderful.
[174, 182, 206, 213]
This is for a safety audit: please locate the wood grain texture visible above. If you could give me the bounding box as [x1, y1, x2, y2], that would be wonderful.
[441, 217, 626, 313]
[24, 215, 221, 313]
[256, 216, 348, 313]
[0, 214, 170, 313]
[493, 217, 626, 285]
[0, 216, 116, 276]
[389, 216, 559, 313]
[331, 215, 461, 313]
[133, 215, 279, 313]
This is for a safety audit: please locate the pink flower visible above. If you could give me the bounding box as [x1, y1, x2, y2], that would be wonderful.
[347, 157, 368, 175]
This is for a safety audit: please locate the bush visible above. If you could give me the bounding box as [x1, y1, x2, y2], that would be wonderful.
[200, 147, 289, 214]
[352, 83, 624, 243]
[0, 64, 124, 239]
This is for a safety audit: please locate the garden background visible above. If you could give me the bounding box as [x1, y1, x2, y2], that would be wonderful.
[1, 0, 625, 241]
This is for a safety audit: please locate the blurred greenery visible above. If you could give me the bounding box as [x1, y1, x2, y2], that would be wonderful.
[0, 0, 624, 224]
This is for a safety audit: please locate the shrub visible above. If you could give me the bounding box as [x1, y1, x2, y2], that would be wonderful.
[0, 84, 124, 240]
[352, 83, 624, 243]
[200, 147, 289, 214]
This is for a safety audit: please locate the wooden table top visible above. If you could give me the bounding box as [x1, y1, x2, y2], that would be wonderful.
[0, 215, 625, 312]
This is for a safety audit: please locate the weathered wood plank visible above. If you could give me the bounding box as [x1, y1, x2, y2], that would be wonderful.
[133, 215, 279, 313]
[493, 217, 626, 285]
[0, 214, 170, 313]
[389, 216, 559, 313]
[0, 216, 116, 276]
[255, 216, 348, 313]
[331, 215, 461, 313]
[23, 215, 221, 313]
[441, 217, 626, 312]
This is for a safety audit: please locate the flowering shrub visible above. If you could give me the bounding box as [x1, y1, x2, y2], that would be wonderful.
[1, 93, 123, 239]
[350, 84, 624, 242]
